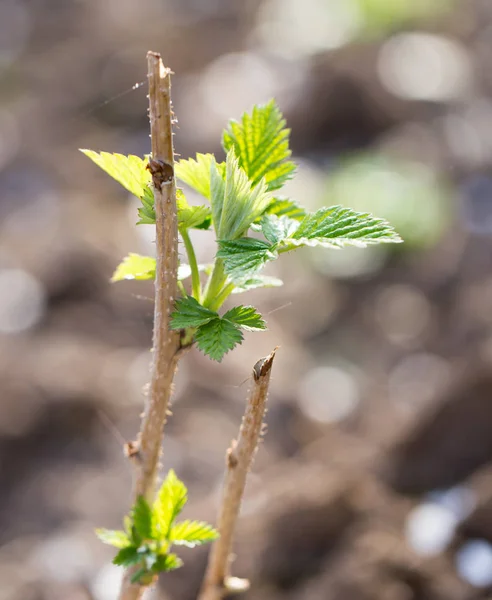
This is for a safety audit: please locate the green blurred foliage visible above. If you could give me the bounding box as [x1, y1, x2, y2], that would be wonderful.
[354, 0, 455, 35]
[322, 154, 452, 249]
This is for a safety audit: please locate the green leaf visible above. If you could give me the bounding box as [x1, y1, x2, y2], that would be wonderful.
[80, 150, 151, 199]
[112, 258, 208, 284]
[152, 470, 188, 540]
[210, 157, 226, 234]
[194, 216, 213, 230]
[195, 317, 244, 362]
[95, 528, 131, 549]
[222, 100, 296, 191]
[122, 516, 142, 547]
[231, 274, 284, 293]
[172, 298, 266, 360]
[123, 515, 133, 537]
[170, 520, 219, 547]
[223, 306, 267, 331]
[170, 296, 218, 329]
[80, 150, 155, 225]
[132, 496, 153, 540]
[179, 204, 212, 230]
[212, 150, 272, 241]
[177, 189, 212, 230]
[111, 253, 156, 282]
[172, 297, 266, 360]
[175, 153, 225, 200]
[217, 238, 278, 281]
[153, 553, 183, 572]
[264, 197, 306, 220]
[283, 205, 403, 250]
[113, 546, 141, 567]
[261, 214, 299, 245]
[137, 187, 156, 225]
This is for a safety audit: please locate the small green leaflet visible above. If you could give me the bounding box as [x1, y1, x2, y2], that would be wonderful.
[170, 296, 217, 329]
[138, 187, 212, 229]
[210, 157, 226, 235]
[264, 197, 306, 220]
[261, 214, 299, 245]
[159, 469, 188, 523]
[170, 520, 219, 547]
[132, 496, 153, 540]
[137, 188, 156, 225]
[217, 238, 278, 282]
[223, 306, 266, 331]
[113, 546, 142, 568]
[112, 254, 208, 284]
[231, 274, 283, 293]
[123, 515, 134, 539]
[222, 100, 296, 191]
[171, 297, 267, 361]
[195, 318, 244, 362]
[152, 469, 188, 540]
[212, 150, 272, 241]
[111, 253, 156, 282]
[152, 553, 183, 572]
[80, 150, 151, 200]
[284, 205, 403, 249]
[179, 204, 211, 230]
[80, 150, 155, 225]
[177, 189, 212, 230]
[95, 529, 131, 549]
[175, 153, 225, 200]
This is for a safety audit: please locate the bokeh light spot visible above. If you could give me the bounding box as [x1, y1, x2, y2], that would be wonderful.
[378, 33, 472, 101]
[298, 365, 360, 423]
[0, 269, 46, 334]
[405, 502, 457, 556]
[456, 540, 492, 588]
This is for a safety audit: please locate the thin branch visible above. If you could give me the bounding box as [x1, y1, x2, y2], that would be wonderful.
[199, 349, 277, 600]
[119, 52, 180, 600]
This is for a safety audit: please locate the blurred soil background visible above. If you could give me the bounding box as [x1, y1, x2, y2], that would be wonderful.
[2, 0, 492, 599]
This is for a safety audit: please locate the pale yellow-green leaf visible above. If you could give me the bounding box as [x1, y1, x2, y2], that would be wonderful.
[170, 520, 218, 547]
[111, 254, 156, 282]
[95, 528, 131, 549]
[152, 470, 188, 540]
[80, 150, 151, 200]
[175, 154, 225, 200]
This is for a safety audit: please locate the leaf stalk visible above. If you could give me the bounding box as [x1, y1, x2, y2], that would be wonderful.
[203, 258, 228, 310]
[180, 227, 201, 301]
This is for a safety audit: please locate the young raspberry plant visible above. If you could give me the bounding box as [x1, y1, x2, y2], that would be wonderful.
[83, 72, 402, 596]
[82, 100, 402, 363]
[96, 470, 218, 585]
